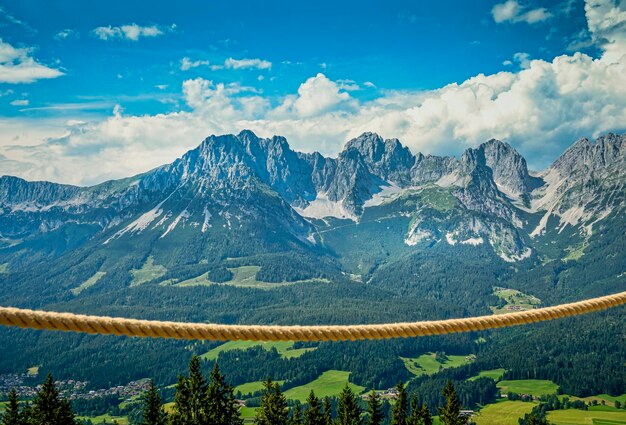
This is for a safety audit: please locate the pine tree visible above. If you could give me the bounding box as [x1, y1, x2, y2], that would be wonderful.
[170, 375, 193, 425]
[291, 402, 303, 425]
[1, 388, 22, 425]
[304, 390, 324, 425]
[408, 395, 420, 425]
[391, 382, 407, 425]
[323, 397, 333, 425]
[337, 384, 362, 425]
[438, 381, 466, 425]
[205, 363, 243, 425]
[141, 380, 167, 425]
[31, 373, 76, 425]
[366, 391, 384, 425]
[56, 399, 77, 425]
[419, 404, 433, 425]
[254, 379, 289, 425]
[188, 355, 207, 423]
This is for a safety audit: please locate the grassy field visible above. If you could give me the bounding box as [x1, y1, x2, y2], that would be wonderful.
[560, 394, 626, 409]
[71, 271, 106, 295]
[130, 256, 167, 286]
[171, 266, 329, 289]
[76, 413, 129, 424]
[563, 241, 588, 262]
[468, 368, 507, 382]
[283, 370, 365, 403]
[548, 407, 626, 424]
[474, 400, 537, 425]
[497, 379, 559, 397]
[492, 287, 541, 314]
[240, 406, 257, 424]
[418, 186, 458, 212]
[200, 340, 316, 360]
[235, 380, 285, 396]
[27, 365, 40, 376]
[401, 353, 474, 377]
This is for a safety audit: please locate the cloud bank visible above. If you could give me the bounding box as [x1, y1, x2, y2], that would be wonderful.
[1, 0, 625, 185]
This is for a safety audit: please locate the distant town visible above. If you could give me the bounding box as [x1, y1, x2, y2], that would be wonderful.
[0, 371, 150, 401]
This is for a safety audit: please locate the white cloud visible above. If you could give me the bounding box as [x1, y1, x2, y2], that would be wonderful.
[92, 23, 175, 41]
[273, 73, 353, 118]
[492, 0, 552, 24]
[0, 39, 64, 84]
[55, 29, 78, 40]
[513, 52, 532, 68]
[0, 0, 624, 185]
[10, 99, 28, 106]
[585, 0, 626, 62]
[363, 81, 376, 88]
[224, 57, 272, 70]
[180, 57, 210, 71]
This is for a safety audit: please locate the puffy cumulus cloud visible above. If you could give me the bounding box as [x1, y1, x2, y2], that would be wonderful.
[585, 0, 626, 62]
[1, 0, 625, 185]
[492, 0, 552, 24]
[273, 73, 354, 118]
[92, 23, 175, 41]
[224, 58, 272, 70]
[0, 39, 64, 84]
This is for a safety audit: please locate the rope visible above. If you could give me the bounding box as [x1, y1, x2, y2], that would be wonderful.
[0, 291, 624, 342]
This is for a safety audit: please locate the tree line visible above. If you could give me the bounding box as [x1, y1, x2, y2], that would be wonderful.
[0, 356, 474, 425]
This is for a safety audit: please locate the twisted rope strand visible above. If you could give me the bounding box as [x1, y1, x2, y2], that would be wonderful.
[0, 290, 624, 342]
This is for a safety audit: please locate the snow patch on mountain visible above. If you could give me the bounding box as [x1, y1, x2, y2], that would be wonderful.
[461, 237, 484, 246]
[161, 209, 191, 238]
[498, 247, 532, 263]
[363, 183, 405, 207]
[103, 200, 167, 244]
[294, 192, 357, 221]
[201, 207, 212, 232]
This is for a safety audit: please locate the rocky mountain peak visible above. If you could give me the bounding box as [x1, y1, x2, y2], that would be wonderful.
[477, 139, 540, 196]
[551, 133, 625, 176]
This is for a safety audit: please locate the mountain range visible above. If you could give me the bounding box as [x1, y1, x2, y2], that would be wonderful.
[0, 131, 624, 272]
[0, 129, 624, 392]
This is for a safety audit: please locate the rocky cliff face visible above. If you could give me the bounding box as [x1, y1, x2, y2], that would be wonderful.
[1, 130, 624, 265]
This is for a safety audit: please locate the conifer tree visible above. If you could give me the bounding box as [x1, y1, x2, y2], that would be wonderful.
[31, 373, 76, 425]
[304, 390, 324, 425]
[188, 355, 207, 423]
[1, 388, 22, 425]
[323, 397, 333, 425]
[205, 363, 243, 425]
[291, 401, 303, 425]
[170, 375, 193, 425]
[419, 404, 433, 425]
[141, 380, 167, 425]
[366, 391, 384, 425]
[438, 381, 466, 425]
[408, 395, 420, 425]
[254, 379, 289, 425]
[337, 384, 362, 425]
[56, 399, 77, 425]
[391, 382, 407, 425]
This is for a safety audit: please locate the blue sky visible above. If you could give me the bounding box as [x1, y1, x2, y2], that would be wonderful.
[0, 0, 624, 185]
[1, 0, 593, 117]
